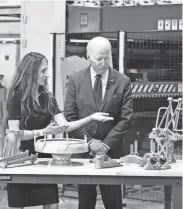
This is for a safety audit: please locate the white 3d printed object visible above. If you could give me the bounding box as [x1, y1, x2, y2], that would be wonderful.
[34, 135, 88, 165]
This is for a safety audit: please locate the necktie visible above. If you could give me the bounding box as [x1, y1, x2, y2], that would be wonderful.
[94, 74, 102, 110]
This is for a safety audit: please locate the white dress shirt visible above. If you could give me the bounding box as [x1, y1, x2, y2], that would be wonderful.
[90, 66, 109, 100]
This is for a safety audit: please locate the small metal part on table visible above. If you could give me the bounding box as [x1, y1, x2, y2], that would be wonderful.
[94, 155, 122, 169]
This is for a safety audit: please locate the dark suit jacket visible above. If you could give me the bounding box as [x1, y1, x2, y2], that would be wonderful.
[64, 67, 133, 158]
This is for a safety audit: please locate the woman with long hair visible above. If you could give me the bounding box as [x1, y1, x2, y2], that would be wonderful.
[4, 52, 113, 209]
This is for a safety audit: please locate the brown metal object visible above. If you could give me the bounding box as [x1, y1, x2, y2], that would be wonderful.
[93, 155, 122, 169]
[120, 152, 142, 164]
[0, 150, 29, 163]
[0, 151, 38, 168]
[139, 152, 171, 170]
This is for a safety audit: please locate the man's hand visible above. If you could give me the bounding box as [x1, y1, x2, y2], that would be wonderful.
[96, 143, 109, 155]
[89, 139, 103, 154]
[89, 139, 109, 157]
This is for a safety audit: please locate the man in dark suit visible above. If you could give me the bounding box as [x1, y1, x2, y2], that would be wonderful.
[64, 36, 133, 209]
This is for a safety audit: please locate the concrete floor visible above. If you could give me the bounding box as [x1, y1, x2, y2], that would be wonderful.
[0, 188, 164, 209]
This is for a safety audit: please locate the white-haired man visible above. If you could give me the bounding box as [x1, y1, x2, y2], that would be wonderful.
[64, 36, 133, 209]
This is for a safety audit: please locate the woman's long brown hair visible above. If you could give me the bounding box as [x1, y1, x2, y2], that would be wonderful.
[7, 52, 56, 128]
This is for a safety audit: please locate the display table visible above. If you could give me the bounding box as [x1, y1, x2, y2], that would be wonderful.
[0, 159, 182, 209]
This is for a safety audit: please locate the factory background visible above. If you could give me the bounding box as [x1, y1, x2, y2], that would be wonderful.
[0, 0, 182, 208]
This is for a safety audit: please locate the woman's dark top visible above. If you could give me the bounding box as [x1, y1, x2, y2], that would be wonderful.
[7, 90, 61, 207]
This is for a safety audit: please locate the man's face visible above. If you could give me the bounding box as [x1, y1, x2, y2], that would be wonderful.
[88, 48, 110, 74]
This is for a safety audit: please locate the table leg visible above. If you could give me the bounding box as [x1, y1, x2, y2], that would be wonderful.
[172, 184, 182, 209]
[164, 186, 172, 209]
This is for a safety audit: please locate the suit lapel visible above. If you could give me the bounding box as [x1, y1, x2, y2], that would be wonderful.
[83, 67, 98, 110]
[100, 68, 116, 111]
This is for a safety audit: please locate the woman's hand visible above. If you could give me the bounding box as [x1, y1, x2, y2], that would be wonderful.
[91, 112, 113, 122]
[42, 122, 69, 135]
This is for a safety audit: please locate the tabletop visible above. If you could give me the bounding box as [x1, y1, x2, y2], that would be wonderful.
[0, 158, 182, 178]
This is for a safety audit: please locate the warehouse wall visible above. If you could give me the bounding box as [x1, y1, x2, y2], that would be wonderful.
[20, 0, 66, 92]
[67, 6, 101, 33]
[20, 0, 66, 59]
[0, 22, 20, 34]
[67, 4, 182, 33]
[101, 4, 182, 32]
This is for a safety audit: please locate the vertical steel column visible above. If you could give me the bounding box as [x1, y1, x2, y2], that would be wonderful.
[54, 33, 66, 111]
[118, 30, 125, 74]
[48, 33, 54, 94]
